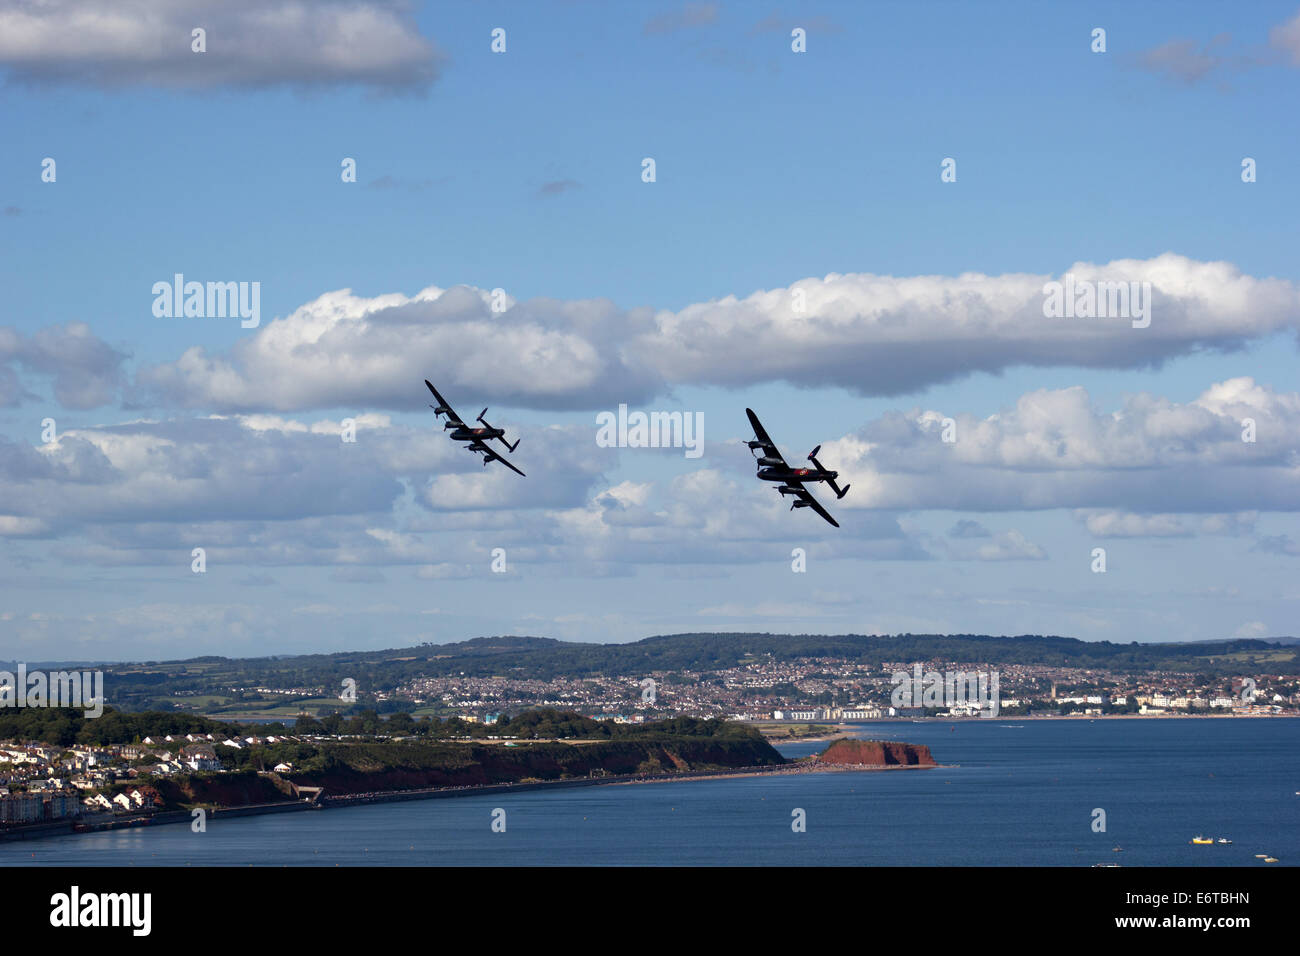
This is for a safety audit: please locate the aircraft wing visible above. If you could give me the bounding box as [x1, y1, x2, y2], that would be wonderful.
[471, 441, 526, 477]
[745, 407, 788, 466]
[791, 485, 839, 528]
[490, 451, 526, 478]
[424, 380, 466, 426]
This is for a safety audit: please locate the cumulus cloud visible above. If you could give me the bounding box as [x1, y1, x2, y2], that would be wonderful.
[1, 412, 620, 540]
[975, 530, 1046, 561]
[824, 377, 1300, 514]
[9, 416, 404, 527]
[0, 322, 128, 408]
[0, 0, 442, 92]
[948, 518, 991, 538]
[139, 284, 664, 412]
[4, 372, 1298, 575]
[0, 515, 48, 536]
[136, 255, 1300, 412]
[537, 466, 927, 568]
[934, 527, 1046, 561]
[637, 254, 1300, 396]
[1078, 510, 1257, 538]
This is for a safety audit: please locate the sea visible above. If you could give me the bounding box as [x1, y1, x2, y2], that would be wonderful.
[4, 717, 1296, 866]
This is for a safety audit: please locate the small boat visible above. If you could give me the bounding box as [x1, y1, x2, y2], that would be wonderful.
[1264, 857, 1279, 863]
[1217, 838, 1232, 845]
[1112, 846, 1123, 852]
[1255, 854, 1268, 858]
[1191, 836, 1214, 845]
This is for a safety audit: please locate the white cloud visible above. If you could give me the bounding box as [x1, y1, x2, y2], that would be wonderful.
[636, 254, 1300, 396]
[826, 378, 1300, 513]
[1078, 510, 1257, 538]
[0, 515, 47, 536]
[975, 530, 1047, 561]
[2, 375, 1296, 579]
[140, 285, 662, 412]
[0, 0, 442, 91]
[136, 255, 1300, 412]
[0, 322, 127, 408]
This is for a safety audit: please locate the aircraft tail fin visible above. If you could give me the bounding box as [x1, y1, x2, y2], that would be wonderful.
[810, 451, 850, 499]
[476, 408, 519, 452]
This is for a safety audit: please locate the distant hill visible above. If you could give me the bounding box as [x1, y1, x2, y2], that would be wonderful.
[90, 632, 1300, 709]
[1181, 636, 1298, 646]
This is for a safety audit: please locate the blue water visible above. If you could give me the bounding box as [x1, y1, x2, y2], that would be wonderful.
[4, 718, 1296, 866]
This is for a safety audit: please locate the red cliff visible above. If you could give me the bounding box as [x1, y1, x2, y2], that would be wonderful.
[817, 739, 936, 767]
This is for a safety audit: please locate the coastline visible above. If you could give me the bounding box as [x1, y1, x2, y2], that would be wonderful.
[0, 757, 934, 844]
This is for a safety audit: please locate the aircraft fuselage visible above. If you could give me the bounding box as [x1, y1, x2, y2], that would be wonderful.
[449, 425, 505, 442]
[757, 466, 837, 484]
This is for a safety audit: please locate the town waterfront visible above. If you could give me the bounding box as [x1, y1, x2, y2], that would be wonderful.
[3, 718, 1296, 866]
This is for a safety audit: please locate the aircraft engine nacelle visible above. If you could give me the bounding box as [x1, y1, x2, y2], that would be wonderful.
[791, 500, 811, 509]
[757, 456, 783, 467]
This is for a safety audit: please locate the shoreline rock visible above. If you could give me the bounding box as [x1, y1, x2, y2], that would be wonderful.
[815, 738, 936, 767]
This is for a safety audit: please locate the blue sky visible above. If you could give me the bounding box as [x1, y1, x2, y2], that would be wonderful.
[2, 1, 1298, 660]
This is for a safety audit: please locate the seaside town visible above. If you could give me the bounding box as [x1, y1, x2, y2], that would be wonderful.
[0, 732, 308, 826]
[391, 657, 1298, 723]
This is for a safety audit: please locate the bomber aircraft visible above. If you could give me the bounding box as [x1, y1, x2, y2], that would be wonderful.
[425, 380, 526, 477]
[744, 407, 848, 527]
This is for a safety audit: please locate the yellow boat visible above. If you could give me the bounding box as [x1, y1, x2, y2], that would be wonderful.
[1191, 836, 1214, 845]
